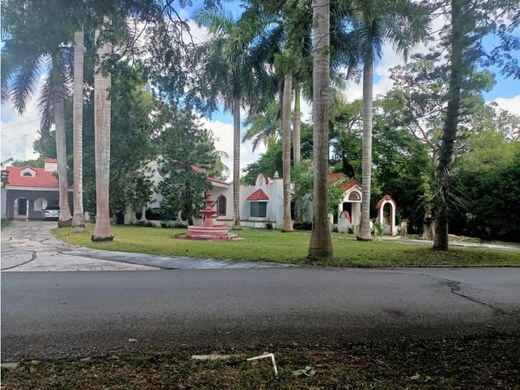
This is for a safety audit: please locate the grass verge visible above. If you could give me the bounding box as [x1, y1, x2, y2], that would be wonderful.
[53, 225, 520, 267]
[2, 332, 519, 389]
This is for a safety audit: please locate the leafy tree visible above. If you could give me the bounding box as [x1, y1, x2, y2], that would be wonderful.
[157, 110, 220, 225]
[293, 160, 345, 217]
[432, 0, 520, 250]
[107, 64, 158, 220]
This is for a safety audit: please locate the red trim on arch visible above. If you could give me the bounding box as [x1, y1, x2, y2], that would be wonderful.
[376, 195, 396, 210]
[247, 188, 269, 201]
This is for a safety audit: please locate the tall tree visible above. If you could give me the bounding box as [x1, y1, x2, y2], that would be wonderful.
[158, 109, 220, 225]
[346, 0, 429, 241]
[308, 0, 333, 260]
[432, 0, 519, 250]
[281, 73, 294, 231]
[71, 27, 86, 232]
[196, 10, 270, 229]
[92, 27, 113, 241]
[293, 86, 302, 164]
[52, 52, 73, 226]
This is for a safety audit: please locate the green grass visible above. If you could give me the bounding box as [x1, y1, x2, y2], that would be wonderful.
[1, 217, 9, 229]
[53, 225, 520, 267]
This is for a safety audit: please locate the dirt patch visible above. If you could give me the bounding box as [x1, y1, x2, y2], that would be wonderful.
[2, 332, 519, 389]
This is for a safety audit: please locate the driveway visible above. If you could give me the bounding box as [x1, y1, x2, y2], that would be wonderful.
[2, 267, 519, 360]
[1, 221, 157, 271]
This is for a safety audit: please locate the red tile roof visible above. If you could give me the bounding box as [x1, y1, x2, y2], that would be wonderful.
[208, 176, 229, 185]
[341, 179, 360, 192]
[5, 166, 59, 188]
[247, 188, 269, 201]
[327, 173, 360, 192]
[191, 164, 229, 186]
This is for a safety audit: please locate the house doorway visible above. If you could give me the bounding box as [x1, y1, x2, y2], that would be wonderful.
[17, 198, 28, 218]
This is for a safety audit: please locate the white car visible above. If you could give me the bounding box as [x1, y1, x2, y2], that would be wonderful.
[43, 206, 60, 221]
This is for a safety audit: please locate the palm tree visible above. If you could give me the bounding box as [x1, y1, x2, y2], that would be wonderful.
[346, 0, 429, 241]
[308, 0, 333, 260]
[196, 10, 270, 230]
[242, 99, 281, 150]
[281, 73, 293, 232]
[91, 28, 113, 241]
[71, 27, 86, 232]
[293, 86, 302, 164]
[51, 52, 73, 227]
[2, 45, 73, 226]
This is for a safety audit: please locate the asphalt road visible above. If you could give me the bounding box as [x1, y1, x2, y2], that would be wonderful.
[2, 267, 520, 360]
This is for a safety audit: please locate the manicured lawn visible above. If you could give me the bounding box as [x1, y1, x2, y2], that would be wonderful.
[53, 225, 520, 267]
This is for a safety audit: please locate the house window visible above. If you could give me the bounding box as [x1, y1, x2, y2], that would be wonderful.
[34, 198, 48, 211]
[217, 195, 226, 216]
[250, 202, 267, 218]
[20, 168, 36, 177]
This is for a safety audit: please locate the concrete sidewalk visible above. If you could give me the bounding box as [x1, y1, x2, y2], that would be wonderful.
[381, 236, 520, 251]
[1, 221, 287, 271]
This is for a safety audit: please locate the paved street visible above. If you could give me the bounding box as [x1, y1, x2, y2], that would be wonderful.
[2, 267, 519, 360]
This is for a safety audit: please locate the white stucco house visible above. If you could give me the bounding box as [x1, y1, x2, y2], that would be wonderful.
[133, 161, 365, 231]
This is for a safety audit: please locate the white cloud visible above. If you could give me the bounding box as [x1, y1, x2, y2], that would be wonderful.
[1, 89, 41, 162]
[494, 95, 520, 116]
[199, 117, 266, 178]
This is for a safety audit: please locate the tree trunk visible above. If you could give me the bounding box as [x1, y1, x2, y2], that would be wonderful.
[308, 0, 333, 260]
[357, 55, 374, 241]
[282, 73, 294, 232]
[433, 0, 464, 251]
[293, 86, 301, 165]
[92, 31, 113, 242]
[55, 83, 72, 227]
[232, 95, 241, 229]
[293, 86, 302, 223]
[72, 27, 85, 232]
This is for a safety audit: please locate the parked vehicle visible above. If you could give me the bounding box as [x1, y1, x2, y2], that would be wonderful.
[43, 206, 60, 221]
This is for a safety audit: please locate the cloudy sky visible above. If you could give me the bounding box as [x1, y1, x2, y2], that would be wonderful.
[1, 2, 519, 173]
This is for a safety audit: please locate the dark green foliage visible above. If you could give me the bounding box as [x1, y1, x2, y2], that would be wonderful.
[451, 152, 520, 242]
[157, 110, 219, 225]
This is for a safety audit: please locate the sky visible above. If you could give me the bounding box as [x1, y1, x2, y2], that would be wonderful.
[1, 2, 519, 173]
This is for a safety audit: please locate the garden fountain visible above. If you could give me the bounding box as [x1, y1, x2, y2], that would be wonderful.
[185, 192, 234, 240]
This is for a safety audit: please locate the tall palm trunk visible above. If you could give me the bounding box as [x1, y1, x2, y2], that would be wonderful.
[293, 85, 302, 223]
[92, 31, 113, 242]
[72, 27, 85, 232]
[55, 83, 73, 227]
[282, 73, 293, 232]
[232, 95, 241, 229]
[293, 86, 301, 164]
[433, 0, 465, 250]
[357, 53, 374, 241]
[308, 0, 332, 260]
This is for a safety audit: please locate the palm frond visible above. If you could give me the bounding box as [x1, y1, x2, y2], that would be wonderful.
[38, 72, 54, 136]
[8, 55, 43, 114]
